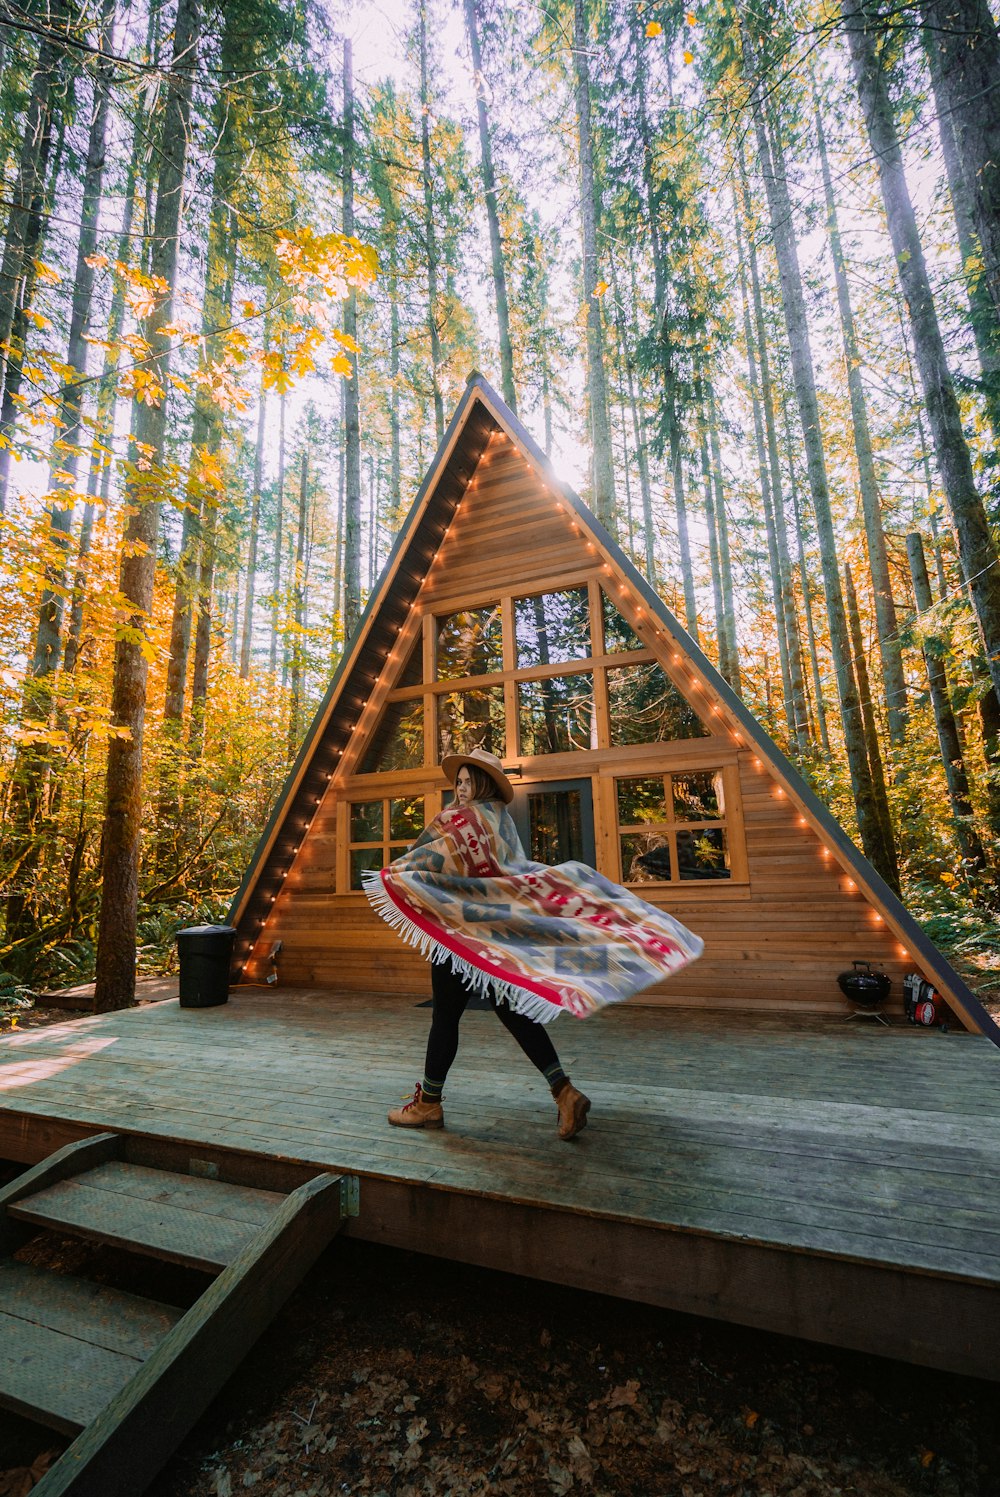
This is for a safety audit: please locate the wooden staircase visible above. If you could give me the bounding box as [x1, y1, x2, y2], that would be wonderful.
[0, 1132, 353, 1496]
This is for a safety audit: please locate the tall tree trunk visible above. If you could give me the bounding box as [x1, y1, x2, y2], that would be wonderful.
[0, 14, 65, 514]
[27, 0, 114, 679]
[342, 39, 362, 640]
[288, 450, 308, 757]
[733, 191, 795, 738]
[388, 232, 402, 530]
[843, 0, 1000, 704]
[743, 31, 894, 885]
[922, 16, 1000, 445]
[784, 403, 831, 753]
[93, 0, 200, 1013]
[737, 148, 810, 754]
[844, 563, 900, 891]
[418, 2, 445, 444]
[270, 385, 286, 674]
[814, 88, 908, 747]
[698, 399, 728, 680]
[707, 383, 742, 695]
[0, 9, 63, 415]
[240, 367, 268, 679]
[572, 0, 615, 532]
[464, 0, 516, 412]
[624, 249, 657, 581]
[4, 0, 113, 944]
[907, 532, 992, 877]
[64, 10, 161, 678]
[919, 0, 1000, 329]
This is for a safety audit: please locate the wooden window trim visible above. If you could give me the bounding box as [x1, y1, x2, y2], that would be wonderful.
[386, 649, 659, 702]
[343, 793, 425, 893]
[613, 764, 749, 889]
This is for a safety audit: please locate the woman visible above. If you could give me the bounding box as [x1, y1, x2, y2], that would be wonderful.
[363, 747, 703, 1142]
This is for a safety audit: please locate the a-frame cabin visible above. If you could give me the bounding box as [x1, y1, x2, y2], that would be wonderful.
[229, 374, 997, 1040]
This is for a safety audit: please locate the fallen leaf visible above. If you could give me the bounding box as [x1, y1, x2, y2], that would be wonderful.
[607, 1381, 640, 1408]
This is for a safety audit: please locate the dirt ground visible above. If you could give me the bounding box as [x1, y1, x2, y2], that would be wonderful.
[1, 1232, 997, 1497]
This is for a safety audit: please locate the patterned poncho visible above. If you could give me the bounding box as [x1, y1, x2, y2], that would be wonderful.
[363, 800, 703, 1024]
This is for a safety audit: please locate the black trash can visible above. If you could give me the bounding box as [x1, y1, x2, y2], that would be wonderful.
[176, 924, 236, 1008]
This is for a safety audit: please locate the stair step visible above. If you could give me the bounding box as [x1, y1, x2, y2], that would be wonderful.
[8, 1162, 287, 1272]
[0, 1261, 182, 1436]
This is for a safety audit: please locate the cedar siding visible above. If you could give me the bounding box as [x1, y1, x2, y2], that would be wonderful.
[230, 376, 998, 1038]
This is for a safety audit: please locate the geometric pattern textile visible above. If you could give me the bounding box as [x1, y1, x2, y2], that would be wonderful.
[364, 802, 704, 1023]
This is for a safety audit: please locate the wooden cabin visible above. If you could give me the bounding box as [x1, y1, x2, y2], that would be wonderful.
[230, 374, 995, 1036]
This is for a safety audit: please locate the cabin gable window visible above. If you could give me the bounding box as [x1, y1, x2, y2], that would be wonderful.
[607, 661, 709, 747]
[341, 563, 739, 892]
[436, 604, 503, 680]
[438, 685, 506, 758]
[359, 698, 424, 774]
[514, 586, 591, 667]
[518, 673, 597, 755]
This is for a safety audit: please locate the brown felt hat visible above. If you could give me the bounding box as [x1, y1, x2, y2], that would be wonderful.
[441, 745, 514, 804]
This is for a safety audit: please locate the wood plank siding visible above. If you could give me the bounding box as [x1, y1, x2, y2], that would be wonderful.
[242, 429, 923, 1019]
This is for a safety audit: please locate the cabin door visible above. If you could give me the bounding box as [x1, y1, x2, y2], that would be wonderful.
[510, 779, 596, 869]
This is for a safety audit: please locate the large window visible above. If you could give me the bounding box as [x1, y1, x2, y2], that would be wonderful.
[607, 661, 708, 747]
[518, 673, 596, 755]
[438, 685, 506, 758]
[348, 795, 424, 888]
[355, 582, 713, 779]
[360, 699, 424, 774]
[437, 605, 503, 680]
[515, 587, 590, 666]
[617, 771, 732, 884]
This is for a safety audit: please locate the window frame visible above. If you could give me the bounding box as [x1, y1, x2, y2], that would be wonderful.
[344, 794, 426, 891]
[612, 764, 748, 888]
[335, 565, 748, 896]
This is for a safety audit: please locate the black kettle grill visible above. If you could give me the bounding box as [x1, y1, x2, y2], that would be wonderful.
[837, 961, 892, 1024]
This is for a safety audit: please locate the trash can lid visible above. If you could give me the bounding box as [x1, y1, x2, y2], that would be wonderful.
[176, 924, 237, 939]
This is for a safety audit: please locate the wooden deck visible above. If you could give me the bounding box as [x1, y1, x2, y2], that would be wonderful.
[1, 988, 998, 1380]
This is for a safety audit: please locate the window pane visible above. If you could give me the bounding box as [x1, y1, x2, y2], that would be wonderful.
[528, 789, 584, 864]
[436, 605, 502, 680]
[607, 662, 708, 746]
[350, 847, 383, 889]
[515, 587, 590, 667]
[672, 770, 725, 821]
[390, 794, 424, 841]
[518, 673, 596, 755]
[676, 827, 731, 880]
[602, 589, 644, 653]
[359, 699, 424, 774]
[616, 775, 667, 825]
[438, 686, 506, 758]
[396, 636, 423, 687]
[621, 833, 672, 883]
[350, 801, 383, 843]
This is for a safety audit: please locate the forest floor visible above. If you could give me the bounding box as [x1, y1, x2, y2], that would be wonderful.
[0, 1231, 996, 1497]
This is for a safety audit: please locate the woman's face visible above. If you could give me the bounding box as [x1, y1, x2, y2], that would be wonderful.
[455, 766, 473, 806]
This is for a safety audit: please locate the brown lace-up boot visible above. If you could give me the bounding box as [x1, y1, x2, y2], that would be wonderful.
[553, 1079, 590, 1140]
[388, 1082, 444, 1130]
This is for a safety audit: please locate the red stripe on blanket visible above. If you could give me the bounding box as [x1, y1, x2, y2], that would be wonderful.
[379, 870, 569, 1013]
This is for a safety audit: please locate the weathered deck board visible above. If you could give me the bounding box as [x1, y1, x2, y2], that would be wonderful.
[2, 988, 998, 1376]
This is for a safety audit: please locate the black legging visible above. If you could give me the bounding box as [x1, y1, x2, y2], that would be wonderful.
[424, 958, 561, 1085]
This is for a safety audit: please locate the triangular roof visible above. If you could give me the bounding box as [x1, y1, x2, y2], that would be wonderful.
[228, 372, 1000, 1046]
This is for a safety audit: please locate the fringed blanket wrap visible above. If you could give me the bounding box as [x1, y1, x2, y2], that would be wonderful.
[363, 801, 703, 1024]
